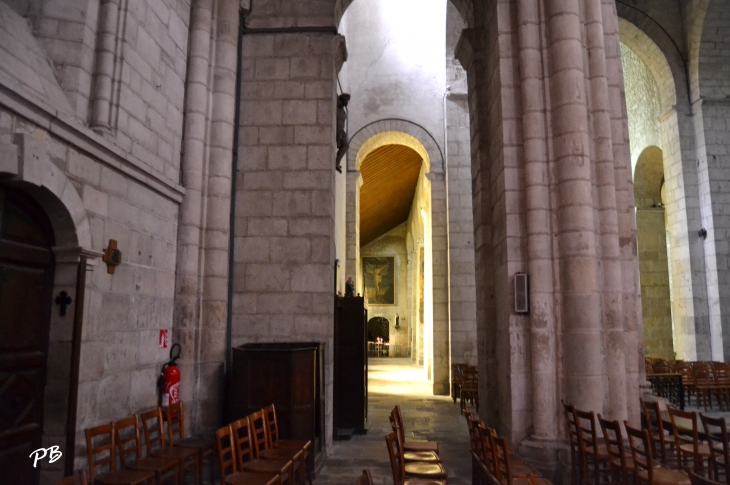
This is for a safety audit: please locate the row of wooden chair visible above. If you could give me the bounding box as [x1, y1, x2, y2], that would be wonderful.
[647, 360, 730, 410]
[465, 408, 550, 485]
[215, 405, 312, 485]
[452, 363, 479, 414]
[82, 402, 214, 485]
[386, 405, 447, 485]
[563, 398, 730, 485]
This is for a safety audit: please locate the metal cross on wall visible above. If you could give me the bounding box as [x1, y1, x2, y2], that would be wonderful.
[55, 291, 72, 317]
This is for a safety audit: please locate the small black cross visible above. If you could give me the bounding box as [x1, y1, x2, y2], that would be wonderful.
[55, 291, 72, 317]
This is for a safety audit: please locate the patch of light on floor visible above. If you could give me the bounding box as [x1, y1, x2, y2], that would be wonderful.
[368, 358, 433, 396]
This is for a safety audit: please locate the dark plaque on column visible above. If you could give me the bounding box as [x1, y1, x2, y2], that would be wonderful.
[333, 295, 368, 438]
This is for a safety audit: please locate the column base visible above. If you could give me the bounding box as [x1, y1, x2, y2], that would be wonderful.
[518, 436, 572, 485]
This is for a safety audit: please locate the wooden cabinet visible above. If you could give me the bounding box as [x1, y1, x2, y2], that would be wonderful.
[333, 296, 368, 436]
[229, 342, 325, 471]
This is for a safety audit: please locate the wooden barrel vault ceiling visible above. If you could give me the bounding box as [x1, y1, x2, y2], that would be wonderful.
[359, 144, 424, 246]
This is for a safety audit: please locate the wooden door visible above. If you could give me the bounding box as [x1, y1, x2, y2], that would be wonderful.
[0, 186, 56, 485]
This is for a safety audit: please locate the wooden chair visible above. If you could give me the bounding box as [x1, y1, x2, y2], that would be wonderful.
[140, 408, 200, 484]
[385, 432, 447, 484]
[263, 404, 312, 485]
[667, 406, 711, 473]
[53, 470, 88, 485]
[392, 405, 440, 455]
[562, 401, 582, 485]
[114, 415, 179, 485]
[641, 398, 678, 467]
[358, 469, 373, 485]
[491, 435, 539, 485]
[165, 401, 216, 485]
[214, 424, 281, 485]
[598, 415, 634, 484]
[699, 413, 730, 484]
[688, 468, 723, 485]
[390, 409, 440, 463]
[451, 363, 467, 403]
[460, 366, 479, 414]
[675, 362, 697, 407]
[575, 407, 610, 485]
[625, 421, 690, 485]
[85, 423, 155, 485]
[231, 417, 293, 483]
[693, 364, 719, 411]
[711, 363, 730, 411]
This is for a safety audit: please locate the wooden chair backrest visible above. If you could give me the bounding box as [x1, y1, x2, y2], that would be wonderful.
[699, 412, 730, 481]
[165, 401, 186, 444]
[465, 413, 480, 453]
[667, 406, 700, 453]
[491, 435, 514, 484]
[688, 468, 723, 485]
[625, 422, 653, 484]
[215, 425, 238, 477]
[598, 415, 629, 480]
[231, 417, 256, 467]
[385, 431, 405, 485]
[53, 470, 88, 485]
[85, 423, 117, 481]
[694, 363, 715, 384]
[640, 398, 669, 463]
[358, 469, 374, 485]
[574, 408, 601, 459]
[249, 410, 269, 457]
[114, 415, 143, 466]
[477, 423, 497, 474]
[140, 408, 167, 455]
[264, 404, 280, 446]
[390, 408, 407, 449]
[561, 401, 580, 455]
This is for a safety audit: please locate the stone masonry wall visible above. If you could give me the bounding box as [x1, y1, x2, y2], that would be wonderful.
[233, 30, 343, 448]
[446, 0, 478, 367]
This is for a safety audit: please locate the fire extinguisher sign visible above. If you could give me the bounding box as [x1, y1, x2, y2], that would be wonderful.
[159, 329, 168, 349]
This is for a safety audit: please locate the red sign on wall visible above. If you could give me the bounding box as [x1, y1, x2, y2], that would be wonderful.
[159, 329, 168, 349]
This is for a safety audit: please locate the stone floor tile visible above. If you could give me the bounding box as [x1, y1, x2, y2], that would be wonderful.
[315, 358, 471, 485]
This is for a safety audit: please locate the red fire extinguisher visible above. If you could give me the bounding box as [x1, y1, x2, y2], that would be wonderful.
[157, 343, 181, 408]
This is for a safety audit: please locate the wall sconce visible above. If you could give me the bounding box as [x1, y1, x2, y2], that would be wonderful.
[699, 228, 708, 240]
[395, 314, 400, 328]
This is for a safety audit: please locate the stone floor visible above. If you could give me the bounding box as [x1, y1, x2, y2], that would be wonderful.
[315, 358, 472, 485]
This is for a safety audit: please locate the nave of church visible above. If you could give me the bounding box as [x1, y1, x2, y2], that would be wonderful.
[4, 0, 730, 483]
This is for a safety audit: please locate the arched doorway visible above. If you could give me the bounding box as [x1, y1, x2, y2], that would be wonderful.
[634, 147, 674, 359]
[0, 186, 56, 484]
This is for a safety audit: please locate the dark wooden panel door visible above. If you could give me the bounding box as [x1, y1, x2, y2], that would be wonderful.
[0, 186, 55, 485]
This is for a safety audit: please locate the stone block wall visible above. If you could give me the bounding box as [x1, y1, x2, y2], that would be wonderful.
[233, 30, 342, 447]
[446, 0, 477, 367]
[0, 105, 182, 481]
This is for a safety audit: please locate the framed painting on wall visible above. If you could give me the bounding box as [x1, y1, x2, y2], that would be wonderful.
[363, 256, 395, 305]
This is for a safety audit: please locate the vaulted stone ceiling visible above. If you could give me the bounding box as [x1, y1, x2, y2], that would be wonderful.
[359, 144, 423, 246]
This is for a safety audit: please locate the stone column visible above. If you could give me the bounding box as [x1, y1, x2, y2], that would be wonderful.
[545, 0, 605, 412]
[345, 171, 362, 289]
[429, 172, 450, 395]
[173, 0, 215, 432]
[602, 0, 643, 424]
[516, 0, 558, 439]
[584, 0, 626, 422]
[89, 0, 120, 131]
[201, 0, 240, 430]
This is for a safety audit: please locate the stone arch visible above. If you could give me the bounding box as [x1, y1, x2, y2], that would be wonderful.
[1, 135, 92, 252]
[335, 0, 474, 31]
[348, 119, 444, 174]
[617, 18, 702, 361]
[618, 19, 677, 114]
[616, 8, 690, 107]
[634, 146, 665, 209]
